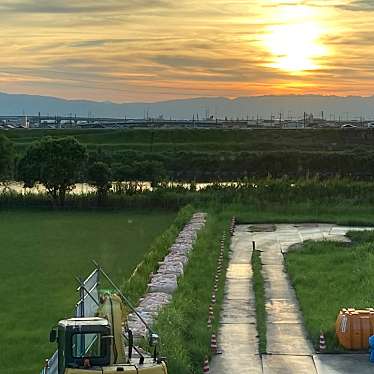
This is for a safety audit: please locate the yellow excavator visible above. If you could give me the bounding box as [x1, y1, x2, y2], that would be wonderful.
[47, 264, 168, 374]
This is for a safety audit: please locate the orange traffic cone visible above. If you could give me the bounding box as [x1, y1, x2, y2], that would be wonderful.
[209, 305, 214, 316]
[203, 356, 210, 373]
[211, 333, 223, 354]
[211, 333, 218, 353]
[319, 331, 326, 352]
[211, 293, 216, 304]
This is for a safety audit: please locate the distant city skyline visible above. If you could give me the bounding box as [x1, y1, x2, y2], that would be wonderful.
[1, 1, 374, 102]
[1, 92, 374, 120]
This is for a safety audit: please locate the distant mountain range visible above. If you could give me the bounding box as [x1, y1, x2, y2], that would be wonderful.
[1, 92, 374, 120]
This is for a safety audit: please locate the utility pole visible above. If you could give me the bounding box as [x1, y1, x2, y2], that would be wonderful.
[303, 112, 306, 128]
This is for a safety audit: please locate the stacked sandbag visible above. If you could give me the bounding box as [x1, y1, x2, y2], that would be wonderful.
[127, 292, 172, 339]
[127, 212, 207, 341]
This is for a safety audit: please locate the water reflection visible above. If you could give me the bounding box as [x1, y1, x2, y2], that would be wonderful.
[0, 181, 241, 195]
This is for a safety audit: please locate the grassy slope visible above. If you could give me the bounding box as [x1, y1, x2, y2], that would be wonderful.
[154, 214, 229, 374]
[0, 210, 175, 374]
[286, 232, 374, 352]
[3, 128, 374, 153]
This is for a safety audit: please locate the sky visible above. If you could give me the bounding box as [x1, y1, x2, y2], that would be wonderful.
[0, 0, 374, 102]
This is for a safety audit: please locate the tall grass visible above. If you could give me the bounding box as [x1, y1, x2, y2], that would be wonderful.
[154, 214, 230, 374]
[252, 249, 267, 354]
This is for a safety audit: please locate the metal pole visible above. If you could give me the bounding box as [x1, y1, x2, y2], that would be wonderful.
[252, 241, 256, 251]
[92, 261, 154, 334]
[79, 279, 85, 318]
[78, 278, 86, 355]
[75, 277, 100, 307]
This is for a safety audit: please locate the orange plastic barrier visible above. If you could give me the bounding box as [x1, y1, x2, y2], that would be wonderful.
[336, 308, 374, 350]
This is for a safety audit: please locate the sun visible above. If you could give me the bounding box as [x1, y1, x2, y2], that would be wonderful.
[262, 6, 328, 73]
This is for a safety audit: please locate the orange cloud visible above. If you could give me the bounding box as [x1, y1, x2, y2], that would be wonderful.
[0, 0, 373, 101]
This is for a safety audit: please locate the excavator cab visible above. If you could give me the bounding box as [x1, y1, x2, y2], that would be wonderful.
[45, 264, 168, 374]
[50, 317, 112, 373]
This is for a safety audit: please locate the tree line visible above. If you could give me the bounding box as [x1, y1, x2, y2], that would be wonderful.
[1, 134, 374, 207]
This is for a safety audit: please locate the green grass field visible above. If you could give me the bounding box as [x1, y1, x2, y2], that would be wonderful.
[0, 210, 175, 374]
[286, 231, 374, 352]
[3, 128, 374, 153]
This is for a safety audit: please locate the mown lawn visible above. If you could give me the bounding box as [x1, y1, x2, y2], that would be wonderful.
[0, 210, 175, 374]
[286, 231, 374, 352]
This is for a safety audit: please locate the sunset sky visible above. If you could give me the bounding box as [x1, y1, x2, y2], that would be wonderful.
[1, 0, 374, 102]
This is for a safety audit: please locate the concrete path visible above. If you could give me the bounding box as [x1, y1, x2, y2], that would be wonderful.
[210, 229, 263, 373]
[211, 223, 374, 374]
[251, 224, 316, 373]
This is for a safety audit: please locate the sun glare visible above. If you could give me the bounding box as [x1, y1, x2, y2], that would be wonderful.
[263, 6, 328, 73]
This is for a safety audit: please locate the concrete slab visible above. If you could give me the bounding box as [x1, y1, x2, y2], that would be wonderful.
[235, 225, 251, 232]
[266, 299, 304, 324]
[224, 279, 253, 300]
[263, 283, 296, 300]
[299, 233, 325, 241]
[217, 323, 259, 353]
[314, 354, 374, 374]
[267, 323, 314, 355]
[221, 299, 256, 324]
[263, 354, 317, 374]
[226, 263, 252, 279]
[261, 253, 284, 265]
[210, 353, 263, 374]
[248, 224, 276, 232]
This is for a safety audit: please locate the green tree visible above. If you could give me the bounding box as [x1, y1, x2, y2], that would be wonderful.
[0, 135, 16, 182]
[18, 136, 87, 206]
[87, 161, 112, 205]
[143, 160, 167, 188]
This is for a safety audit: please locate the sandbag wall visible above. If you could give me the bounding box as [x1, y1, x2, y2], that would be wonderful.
[127, 212, 207, 340]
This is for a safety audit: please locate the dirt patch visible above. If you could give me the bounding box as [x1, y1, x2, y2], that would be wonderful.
[248, 224, 276, 233]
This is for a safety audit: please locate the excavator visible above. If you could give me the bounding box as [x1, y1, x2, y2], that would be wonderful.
[46, 264, 168, 374]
